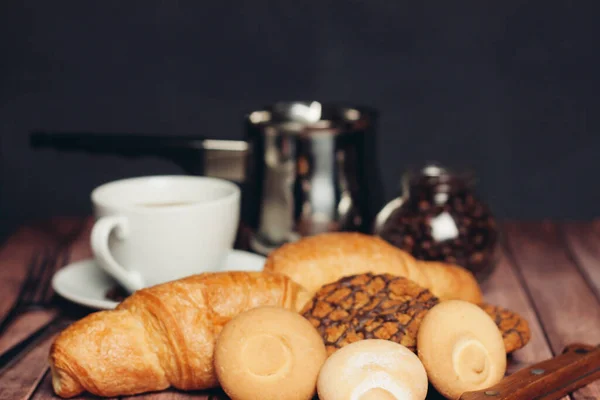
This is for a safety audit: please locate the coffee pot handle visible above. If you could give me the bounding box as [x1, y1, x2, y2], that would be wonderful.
[30, 131, 249, 182]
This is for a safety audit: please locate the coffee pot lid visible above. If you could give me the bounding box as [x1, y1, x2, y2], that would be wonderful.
[245, 101, 376, 135]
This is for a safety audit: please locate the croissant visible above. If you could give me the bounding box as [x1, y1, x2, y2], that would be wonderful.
[263, 232, 483, 303]
[49, 271, 309, 398]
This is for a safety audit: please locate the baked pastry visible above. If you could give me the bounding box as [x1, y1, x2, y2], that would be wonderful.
[417, 300, 507, 400]
[317, 339, 428, 400]
[301, 273, 530, 355]
[48, 271, 309, 398]
[214, 306, 327, 400]
[480, 303, 531, 354]
[301, 273, 438, 355]
[263, 232, 483, 303]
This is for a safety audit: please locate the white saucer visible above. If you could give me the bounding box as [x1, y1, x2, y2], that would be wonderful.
[52, 250, 267, 310]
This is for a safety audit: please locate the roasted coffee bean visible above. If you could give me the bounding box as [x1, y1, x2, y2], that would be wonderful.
[470, 252, 485, 264]
[453, 202, 464, 213]
[474, 234, 484, 245]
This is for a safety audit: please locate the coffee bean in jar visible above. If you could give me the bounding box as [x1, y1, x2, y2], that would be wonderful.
[375, 163, 498, 281]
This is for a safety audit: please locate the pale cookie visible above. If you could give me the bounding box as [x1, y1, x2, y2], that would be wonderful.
[214, 306, 327, 400]
[417, 300, 507, 400]
[317, 339, 428, 400]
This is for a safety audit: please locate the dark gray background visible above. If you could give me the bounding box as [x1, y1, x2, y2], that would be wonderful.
[1, 1, 599, 240]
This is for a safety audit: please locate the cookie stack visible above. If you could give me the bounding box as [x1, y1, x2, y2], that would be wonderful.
[266, 232, 531, 400]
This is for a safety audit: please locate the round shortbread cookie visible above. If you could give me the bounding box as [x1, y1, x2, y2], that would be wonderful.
[214, 306, 327, 400]
[417, 300, 507, 400]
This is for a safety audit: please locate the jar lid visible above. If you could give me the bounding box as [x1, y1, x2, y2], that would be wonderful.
[402, 162, 476, 189]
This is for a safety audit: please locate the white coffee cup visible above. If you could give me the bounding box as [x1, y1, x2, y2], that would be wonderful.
[90, 175, 240, 293]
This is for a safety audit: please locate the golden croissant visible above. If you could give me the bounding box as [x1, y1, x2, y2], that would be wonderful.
[263, 232, 483, 303]
[49, 271, 309, 398]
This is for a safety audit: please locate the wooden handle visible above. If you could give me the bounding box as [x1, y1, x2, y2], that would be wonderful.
[459, 343, 600, 400]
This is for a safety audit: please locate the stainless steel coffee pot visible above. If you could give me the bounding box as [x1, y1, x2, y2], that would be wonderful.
[31, 101, 384, 254]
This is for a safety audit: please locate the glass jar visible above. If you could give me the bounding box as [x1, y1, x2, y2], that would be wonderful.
[375, 163, 498, 281]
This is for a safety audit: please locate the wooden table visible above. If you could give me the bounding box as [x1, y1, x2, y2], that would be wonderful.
[0, 218, 599, 400]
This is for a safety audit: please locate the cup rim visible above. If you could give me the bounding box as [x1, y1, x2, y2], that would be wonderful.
[91, 175, 240, 213]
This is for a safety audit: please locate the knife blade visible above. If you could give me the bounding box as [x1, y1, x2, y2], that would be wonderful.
[459, 343, 600, 400]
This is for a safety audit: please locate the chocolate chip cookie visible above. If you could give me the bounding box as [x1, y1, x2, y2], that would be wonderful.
[480, 303, 531, 353]
[301, 273, 439, 355]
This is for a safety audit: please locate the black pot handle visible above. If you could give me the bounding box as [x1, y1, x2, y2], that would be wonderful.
[30, 131, 207, 175]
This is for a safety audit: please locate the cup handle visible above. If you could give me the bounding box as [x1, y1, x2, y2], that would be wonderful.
[91, 215, 144, 293]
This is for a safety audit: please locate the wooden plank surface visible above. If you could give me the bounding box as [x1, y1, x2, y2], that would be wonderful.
[0, 219, 599, 399]
[503, 221, 600, 400]
[0, 332, 57, 400]
[480, 249, 556, 375]
[0, 310, 57, 355]
[480, 247, 570, 400]
[0, 217, 91, 324]
[562, 221, 600, 300]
